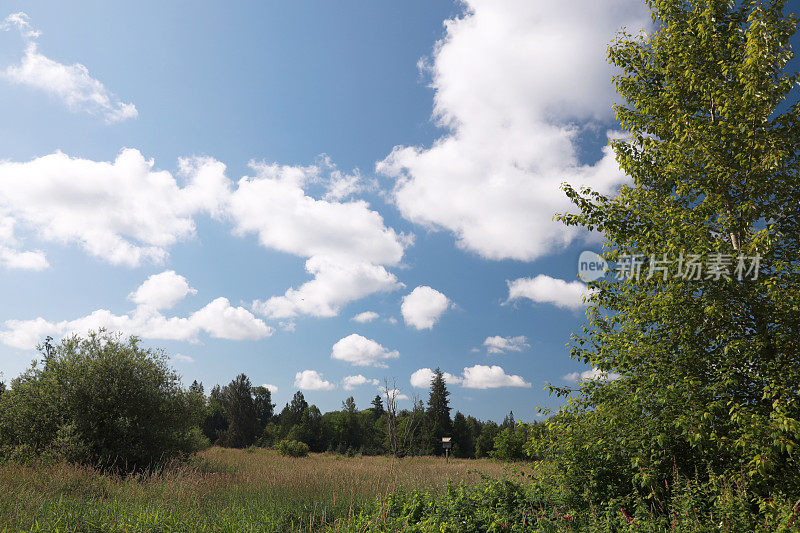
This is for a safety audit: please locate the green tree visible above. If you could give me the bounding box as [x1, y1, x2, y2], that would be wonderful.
[451, 411, 474, 458]
[370, 394, 385, 419]
[554, 0, 800, 500]
[475, 421, 499, 458]
[189, 380, 204, 396]
[220, 374, 258, 448]
[0, 331, 205, 470]
[252, 385, 275, 433]
[426, 368, 452, 454]
[202, 385, 228, 445]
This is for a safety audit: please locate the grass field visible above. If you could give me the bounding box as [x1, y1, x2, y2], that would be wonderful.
[0, 447, 511, 532]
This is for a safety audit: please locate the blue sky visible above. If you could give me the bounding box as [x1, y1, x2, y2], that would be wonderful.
[2, 1, 779, 421]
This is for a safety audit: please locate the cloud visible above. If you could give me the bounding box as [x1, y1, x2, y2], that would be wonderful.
[401, 286, 451, 330]
[377, 0, 649, 261]
[229, 161, 410, 319]
[0, 275, 272, 350]
[2, 12, 137, 123]
[382, 387, 409, 401]
[189, 298, 273, 341]
[230, 161, 407, 265]
[483, 335, 529, 354]
[506, 275, 592, 310]
[331, 334, 400, 367]
[410, 367, 463, 389]
[294, 370, 335, 391]
[461, 365, 531, 389]
[563, 367, 621, 382]
[128, 270, 197, 310]
[0, 145, 404, 320]
[2, 12, 40, 39]
[352, 311, 380, 323]
[0, 246, 48, 270]
[0, 150, 230, 267]
[342, 374, 380, 391]
[410, 365, 529, 389]
[262, 383, 279, 394]
[173, 353, 195, 363]
[254, 257, 401, 319]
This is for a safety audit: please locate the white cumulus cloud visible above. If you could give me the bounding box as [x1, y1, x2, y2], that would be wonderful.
[401, 286, 451, 330]
[377, 0, 649, 261]
[563, 367, 621, 382]
[128, 270, 197, 310]
[507, 275, 592, 310]
[294, 370, 335, 391]
[229, 161, 410, 319]
[352, 311, 380, 323]
[410, 365, 529, 389]
[0, 246, 48, 270]
[254, 257, 401, 319]
[0, 275, 272, 350]
[342, 374, 380, 391]
[461, 365, 531, 389]
[2, 12, 137, 123]
[262, 383, 279, 394]
[331, 334, 399, 367]
[483, 335, 529, 354]
[0, 150, 231, 267]
[410, 367, 463, 388]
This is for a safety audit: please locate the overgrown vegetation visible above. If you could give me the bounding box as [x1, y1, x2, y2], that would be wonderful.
[0, 331, 207, 471]
[0, 447, 505, 532]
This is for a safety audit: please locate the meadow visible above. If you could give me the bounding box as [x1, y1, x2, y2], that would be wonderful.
[0, 447, 509, 532]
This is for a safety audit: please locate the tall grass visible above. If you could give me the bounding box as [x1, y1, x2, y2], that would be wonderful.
[0, 447, 506, 532]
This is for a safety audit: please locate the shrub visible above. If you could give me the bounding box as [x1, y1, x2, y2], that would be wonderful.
[0, 331, 206, 471]
[276, 439, 309, 457]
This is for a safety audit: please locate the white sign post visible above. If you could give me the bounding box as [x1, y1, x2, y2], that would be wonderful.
[442, 437, 452, 463]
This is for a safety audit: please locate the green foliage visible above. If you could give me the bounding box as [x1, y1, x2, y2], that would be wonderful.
[475, 421, 499, 458]
[340, 472, 798, 532]
[0, 331, 205, 470]
[451, 411, 476, 458]
[220, 374, 259, 448]
[491, 423, 533, 462]
[253, 385, 275, 432]
[427, 368, 453, 455]
[276, 439, 310, 457]
[552, 0, 800, 505]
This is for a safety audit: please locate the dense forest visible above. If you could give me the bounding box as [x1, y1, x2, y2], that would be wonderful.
[195, 371, 530, 460]
[0, 332, 532, 464]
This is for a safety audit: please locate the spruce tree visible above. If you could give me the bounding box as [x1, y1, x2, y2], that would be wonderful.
[427, 368, 452, 453]
[370, 394, 385, 419]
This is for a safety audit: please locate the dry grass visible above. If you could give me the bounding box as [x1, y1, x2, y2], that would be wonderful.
[0, 447, 511, 532]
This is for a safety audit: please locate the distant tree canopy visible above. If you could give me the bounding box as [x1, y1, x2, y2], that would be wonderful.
[190, 365, 524, 460]
[0, 331, 206, 470]
[0, 334, 529, 467]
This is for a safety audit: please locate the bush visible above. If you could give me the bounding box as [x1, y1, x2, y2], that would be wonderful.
[0, 331, 206, 471]
[276, 439, 309, 457]
[339, 475, 797, 532]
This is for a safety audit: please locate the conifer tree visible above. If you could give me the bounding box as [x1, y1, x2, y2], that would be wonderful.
[427, 368, 452, 453]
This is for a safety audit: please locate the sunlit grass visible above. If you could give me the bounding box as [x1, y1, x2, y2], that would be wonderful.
[0, 447, 508, 532]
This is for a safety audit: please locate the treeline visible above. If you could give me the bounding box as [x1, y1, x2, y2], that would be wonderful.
[193, 369, 534, 460]
[0, 332, 533, 470]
